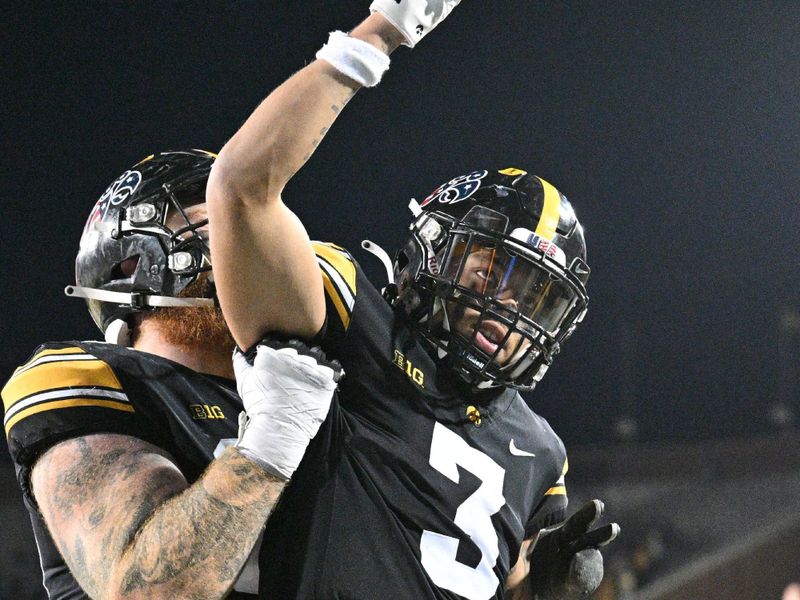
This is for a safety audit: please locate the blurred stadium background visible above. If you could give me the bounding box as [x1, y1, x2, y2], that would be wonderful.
[2, 1, 798, 598]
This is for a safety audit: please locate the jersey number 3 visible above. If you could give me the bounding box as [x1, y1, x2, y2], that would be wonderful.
[420, 422, 506, 600]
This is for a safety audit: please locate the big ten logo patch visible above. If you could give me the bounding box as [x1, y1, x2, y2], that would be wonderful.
[190, 404, 225, 420]
[393, 349, 425, 388]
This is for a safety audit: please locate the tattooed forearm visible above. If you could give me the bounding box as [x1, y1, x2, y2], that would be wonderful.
[32, 435, 285, 600]
[301, 111, 345, 161]
[332, 89, 356, 115]
[121, 492, 244, 593]
[119, 449, 281, 597]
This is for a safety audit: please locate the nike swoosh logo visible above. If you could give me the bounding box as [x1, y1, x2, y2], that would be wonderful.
[509, 439, 536, 457]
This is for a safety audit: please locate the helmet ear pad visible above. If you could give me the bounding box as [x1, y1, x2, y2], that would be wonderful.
[104, 319, 131, 345]
[394, 216, 451, 322]
[394, 241, 422, 313]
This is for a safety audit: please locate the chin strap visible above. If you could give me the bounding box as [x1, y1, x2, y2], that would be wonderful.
[65, 285, 217, 346]
[65, 285, 215, 308]
[65, 285, 216, 347]
[360, 240, 395, 285]
[436, 297, 451, 360]
[361, 239, 400, 304]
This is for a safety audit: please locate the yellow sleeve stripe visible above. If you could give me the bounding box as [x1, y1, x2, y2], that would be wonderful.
[14, 346, 88, 375]
[4, 387, 130, 428]
[321, 273, 351, 330]
[534, 176, 562, 242]
[313, 243, 356, 296]
[544, 485, 567, 496]
[5, 398, 134, 436]
[3, 358, 123, 411]
[551, 457, 569, 486]
[313, 242, 356, 331]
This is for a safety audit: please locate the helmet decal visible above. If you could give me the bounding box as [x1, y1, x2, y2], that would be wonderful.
[420, 170, 488, 207]
[105, 170, 143, 205]
[84, 170, 143, 234]
[509, 228, 567, 267]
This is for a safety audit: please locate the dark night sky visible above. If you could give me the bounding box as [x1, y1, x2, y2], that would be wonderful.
[3, 1, 799, 447]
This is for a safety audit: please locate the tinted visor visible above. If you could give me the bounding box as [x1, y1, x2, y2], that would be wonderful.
[443, 236, 577, 335]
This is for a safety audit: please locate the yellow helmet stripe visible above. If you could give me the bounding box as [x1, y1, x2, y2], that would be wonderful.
[534, 176, 562, 241]
[499, 167, 527, 176]
[133, 154, 155, 167]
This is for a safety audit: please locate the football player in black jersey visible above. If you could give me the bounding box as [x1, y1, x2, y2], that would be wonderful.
[208, 2, 617, 599]
[2, 149, 341, 599]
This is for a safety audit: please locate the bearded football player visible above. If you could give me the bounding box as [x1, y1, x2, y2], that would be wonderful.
[2, 150, 341, 599]
[207, 2, 618, 599]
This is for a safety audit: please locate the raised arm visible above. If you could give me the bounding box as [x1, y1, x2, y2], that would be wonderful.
[207, 14, 405, 349]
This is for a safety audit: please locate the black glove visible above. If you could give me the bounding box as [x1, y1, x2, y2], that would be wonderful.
[527, 499, 620, 600]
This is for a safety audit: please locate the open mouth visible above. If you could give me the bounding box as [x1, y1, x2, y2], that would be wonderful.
[474, 321, 507, 355]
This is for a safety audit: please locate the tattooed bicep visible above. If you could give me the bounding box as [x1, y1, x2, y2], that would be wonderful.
[31, 434, 188, 596]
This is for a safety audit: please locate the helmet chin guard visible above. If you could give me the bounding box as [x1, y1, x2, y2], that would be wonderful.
[392, 168, 590, 392]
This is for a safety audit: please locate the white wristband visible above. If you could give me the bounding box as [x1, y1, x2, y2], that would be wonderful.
[315, 31, 390, 88]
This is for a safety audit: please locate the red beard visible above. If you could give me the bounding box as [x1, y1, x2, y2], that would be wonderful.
[136, 274, 236, 353]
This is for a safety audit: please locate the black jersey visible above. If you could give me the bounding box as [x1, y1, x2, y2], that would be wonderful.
[2, 341, 255, 600]
[252, 243, 569, 600]
[3, 242, 569, 600]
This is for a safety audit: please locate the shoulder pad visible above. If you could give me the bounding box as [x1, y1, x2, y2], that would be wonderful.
[2, 344, 133, 437]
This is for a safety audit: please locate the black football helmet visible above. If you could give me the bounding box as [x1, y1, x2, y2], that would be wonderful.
[391, 168, 590, 392]
[66, 150, 217, 342]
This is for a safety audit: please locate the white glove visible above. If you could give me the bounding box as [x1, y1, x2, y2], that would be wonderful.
[233, 339, 342, 479]
[370, 0, 462, 48]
